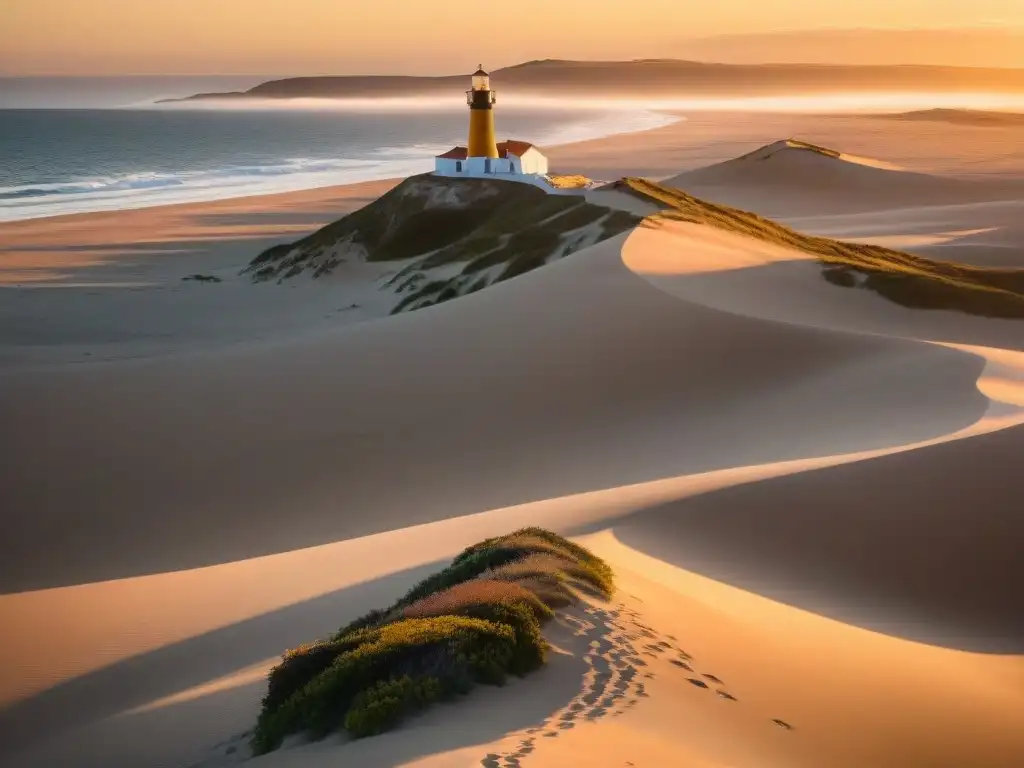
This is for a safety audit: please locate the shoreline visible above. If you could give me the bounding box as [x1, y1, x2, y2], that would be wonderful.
[0, 108, 681, 224]
[7, 103, 1024, 231]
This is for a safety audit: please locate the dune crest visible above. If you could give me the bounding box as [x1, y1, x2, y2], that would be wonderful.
[667, 138, 1024, 216]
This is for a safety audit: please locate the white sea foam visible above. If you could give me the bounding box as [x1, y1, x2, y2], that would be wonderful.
[0, 110, 679, 222]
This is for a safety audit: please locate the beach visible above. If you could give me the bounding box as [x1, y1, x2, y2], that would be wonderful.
[2, 109, 1024, 768]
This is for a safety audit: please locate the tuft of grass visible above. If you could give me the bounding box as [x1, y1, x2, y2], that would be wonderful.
[250, 529, 612, 755]
[618, 177, 1024, 319]
[510, 574, 578, 608]
[547, 174, 593, 189]
[485, 552, 578, 581]
[456, 528, 615, 599]
[402, 579, 552, 623]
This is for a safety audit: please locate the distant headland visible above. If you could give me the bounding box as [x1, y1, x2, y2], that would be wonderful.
[160, 59, 1024, 103]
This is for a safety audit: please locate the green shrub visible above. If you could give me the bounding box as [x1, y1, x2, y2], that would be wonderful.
[262, 641, 345, 715]
[343, 675, 443, 737]
[252, 617, 516, 754]
[452, 599, 547, 676]
[250, 529, 612, 754]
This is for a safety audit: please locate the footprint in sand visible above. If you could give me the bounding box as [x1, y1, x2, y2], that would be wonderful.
[687, 678, 710, 689]
[480, 605, 665, 766]
[716, 691, 738, 701]
[702, 674, 724, 685]
[670, 659, 693, 671]
[773, 719, 794, 730]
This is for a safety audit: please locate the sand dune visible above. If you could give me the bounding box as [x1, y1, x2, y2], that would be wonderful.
[666, 139, 1024, 217]
[2, 118, 1024, 768]
[785, 199, 1024, 268]
[4, 217, 1024, 766]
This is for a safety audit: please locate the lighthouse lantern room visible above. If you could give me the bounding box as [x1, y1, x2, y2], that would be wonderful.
[435, 66, 549, 181]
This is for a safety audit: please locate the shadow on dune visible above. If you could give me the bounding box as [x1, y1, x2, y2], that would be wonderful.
[0, 559, 586, 768]
[0, 240, 992, 593]
[609, 423, 1024, 654]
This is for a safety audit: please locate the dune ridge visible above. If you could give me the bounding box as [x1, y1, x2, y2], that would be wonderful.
[666, 138, 1024, 216]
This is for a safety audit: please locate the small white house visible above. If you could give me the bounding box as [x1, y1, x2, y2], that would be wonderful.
[434, 141, 549, 178]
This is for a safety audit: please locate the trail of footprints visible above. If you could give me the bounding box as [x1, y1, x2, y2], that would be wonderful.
[480, 601, 792, 768]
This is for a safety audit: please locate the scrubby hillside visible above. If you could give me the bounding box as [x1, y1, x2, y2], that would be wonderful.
[617, 177, 1024, 318]
[245, 175, 638, 314]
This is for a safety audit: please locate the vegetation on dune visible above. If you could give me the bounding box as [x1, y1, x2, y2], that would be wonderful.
[386, 199, 637, 315]
[246, 176, 633, 283]
[250, 528, 612, 755]
[619, 177, 1024, 318]
[244, 173, 639, 315]
[547, 174, 593, 189]
[401, 579, 553, 623]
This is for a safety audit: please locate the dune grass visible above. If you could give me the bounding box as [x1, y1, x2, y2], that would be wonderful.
[619, 177, 1024, 319]
[250, 528, 612, 754]
[547, 174, 593, 189]
[401, 579, 553, 623]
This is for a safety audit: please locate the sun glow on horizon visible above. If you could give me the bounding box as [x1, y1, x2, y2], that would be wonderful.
[4, 0, 1024, 76]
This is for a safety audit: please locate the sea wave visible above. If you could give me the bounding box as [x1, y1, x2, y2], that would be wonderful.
[0, 111, 679, 222]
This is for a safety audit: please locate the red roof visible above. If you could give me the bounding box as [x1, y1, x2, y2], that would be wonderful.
[498, 140, 535, 157]
[437, 146, 468, 159]
[436, 141, 538, 160]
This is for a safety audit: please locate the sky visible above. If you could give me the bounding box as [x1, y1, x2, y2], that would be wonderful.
[2, 0, 1024, 76]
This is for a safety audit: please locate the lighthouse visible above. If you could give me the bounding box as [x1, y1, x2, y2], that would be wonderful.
[467, 66, 499, 160]
[434, 66, 549, 180]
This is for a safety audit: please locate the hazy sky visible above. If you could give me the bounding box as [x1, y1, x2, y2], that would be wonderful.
[3, 0, 1024, 75]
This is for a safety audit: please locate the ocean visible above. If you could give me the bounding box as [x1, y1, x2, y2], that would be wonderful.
[0, 105, 676, 222]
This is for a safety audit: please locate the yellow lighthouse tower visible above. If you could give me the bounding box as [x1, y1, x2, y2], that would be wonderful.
[466, 65, 499, 159]
[434, 66, 549, 178]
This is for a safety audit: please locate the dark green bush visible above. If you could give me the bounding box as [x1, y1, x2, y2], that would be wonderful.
[343, 675, 443, 737]
[453, 599, 547, 676]
[252, 616, 516, 754]
[250, 529, 613, 755]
